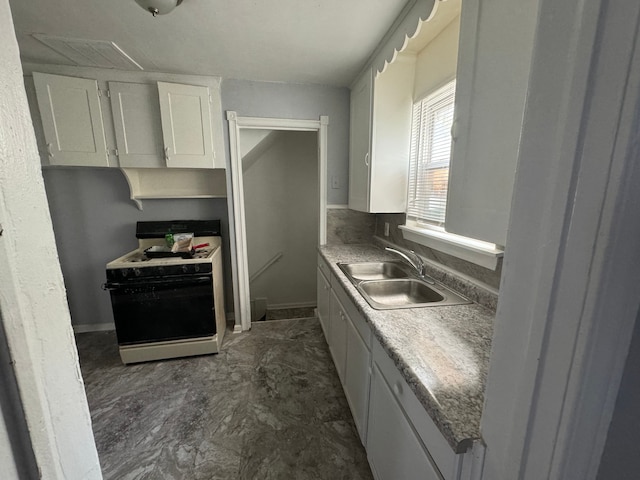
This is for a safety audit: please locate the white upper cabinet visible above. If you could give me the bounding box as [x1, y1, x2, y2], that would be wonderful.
[30, 70, 224, 171]
[158, 82, 215, 169]
[348, 57, 415, 213]
[446, 0, 538, 246]
[109, 82, 165, 168]
[33, 72, 108, 167]
[348, 68, 373, 212]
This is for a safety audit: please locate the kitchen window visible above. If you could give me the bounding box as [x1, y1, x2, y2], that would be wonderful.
[401, 78, 503, 270]
[406, 79, 456, 227]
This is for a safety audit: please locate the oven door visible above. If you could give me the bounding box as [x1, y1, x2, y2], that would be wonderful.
[106, 275, 215, 345]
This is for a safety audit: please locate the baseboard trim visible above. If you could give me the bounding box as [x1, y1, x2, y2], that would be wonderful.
[326, 204, 349, 209]
[266, 302, 317, 310]
[73, 322, 115, 333]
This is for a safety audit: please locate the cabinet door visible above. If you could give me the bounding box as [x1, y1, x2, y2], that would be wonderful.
[317, 268, 331, 342]
[369, 57, 414, 213]
[329, 289, 348, 383]
[33, 72, 108, 167]
[446, 0, 537, 246]
[109, 82, 164, 168]
[344, 316, 371, 444]
[367, 363, 441, 480]
[157, 82, 215, 169]
[348, 68, 373, 212]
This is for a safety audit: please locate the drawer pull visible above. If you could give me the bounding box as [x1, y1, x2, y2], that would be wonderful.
[393, 382, 403, 396]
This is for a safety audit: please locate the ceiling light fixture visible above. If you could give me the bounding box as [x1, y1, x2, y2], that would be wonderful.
[135, 0, 183, 17]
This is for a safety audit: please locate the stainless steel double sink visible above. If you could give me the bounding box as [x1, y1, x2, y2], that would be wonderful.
[337, 261, 471, 310]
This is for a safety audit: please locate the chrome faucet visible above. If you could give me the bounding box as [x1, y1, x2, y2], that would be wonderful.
[385, 247, 435, 284]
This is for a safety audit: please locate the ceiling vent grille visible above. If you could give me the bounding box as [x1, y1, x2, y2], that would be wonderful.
[32, 34, 143, 70]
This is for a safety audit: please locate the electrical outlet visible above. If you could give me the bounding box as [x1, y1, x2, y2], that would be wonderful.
[384, 222, 390, 237]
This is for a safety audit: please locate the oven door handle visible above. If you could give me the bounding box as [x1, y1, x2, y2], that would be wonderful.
[103, 275, 212, 290]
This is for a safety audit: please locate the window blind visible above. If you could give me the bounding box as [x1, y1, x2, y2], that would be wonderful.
[406, 79, 456, 226]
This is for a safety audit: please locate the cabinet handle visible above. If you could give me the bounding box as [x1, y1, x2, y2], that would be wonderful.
[393, 382, 403, 396]
[164, 146, 170, 162]
[451, 119, 459, 141]
[364, 152, 370, 167]
[46, 143, 54, 158]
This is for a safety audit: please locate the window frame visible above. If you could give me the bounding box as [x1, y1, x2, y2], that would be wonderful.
[402, 78, 504, 270]
[406, 78, 457, 228]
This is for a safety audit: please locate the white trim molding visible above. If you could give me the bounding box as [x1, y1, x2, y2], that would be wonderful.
[326, 204, 350, 209]
[226, 111, 329, 333]
[481, 0, 640, 479]
[0, 3, 102, 476]
[399, 223, 503, 270]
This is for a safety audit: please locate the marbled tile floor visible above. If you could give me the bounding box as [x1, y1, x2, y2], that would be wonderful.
[75, 318, 373, 480]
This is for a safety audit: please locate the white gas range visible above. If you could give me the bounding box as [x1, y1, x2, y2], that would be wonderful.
[104, 220, 226, 364]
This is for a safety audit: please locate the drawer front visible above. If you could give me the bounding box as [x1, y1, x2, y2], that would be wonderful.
[372, 339, 461, 480]
[317, 253, 332, 281]
[332, 276, 371, 346]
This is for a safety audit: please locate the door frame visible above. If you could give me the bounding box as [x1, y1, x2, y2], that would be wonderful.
[480, 0, 640, 478]
[226, 112, 328, 332]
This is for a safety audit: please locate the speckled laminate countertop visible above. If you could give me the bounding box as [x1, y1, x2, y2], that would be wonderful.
[318, 243, 495, 453]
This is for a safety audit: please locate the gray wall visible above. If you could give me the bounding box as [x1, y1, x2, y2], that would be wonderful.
[597, 309, 640, 480]
[42, 168, 232, 327]
[221, 78, 350, 205]
[244, 131, 318, 308]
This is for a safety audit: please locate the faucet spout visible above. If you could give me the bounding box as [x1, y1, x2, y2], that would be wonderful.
[385, 247, 435, 284]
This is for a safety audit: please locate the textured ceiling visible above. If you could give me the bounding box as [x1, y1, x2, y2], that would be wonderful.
[8, 0, 411, 87]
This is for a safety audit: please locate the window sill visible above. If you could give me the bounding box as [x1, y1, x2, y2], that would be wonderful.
[398, 224, 504, 270]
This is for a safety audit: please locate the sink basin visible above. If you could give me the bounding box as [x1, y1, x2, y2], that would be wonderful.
[338, 261, 411, 281]
[337, 261, 471, 309]
[359, 279, 444, 306]
[356, 278, 471, 310]
[357, 279, 471, 310]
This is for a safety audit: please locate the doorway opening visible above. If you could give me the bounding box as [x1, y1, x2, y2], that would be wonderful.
[241, 129, 318, 322]
[226, 113, 328, 331]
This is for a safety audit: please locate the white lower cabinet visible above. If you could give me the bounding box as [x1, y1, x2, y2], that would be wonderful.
[317, 256, 475, 480]
[367, 361, 441, 480]
[329, 289, 348, 383]
[345, 314, 372, 444]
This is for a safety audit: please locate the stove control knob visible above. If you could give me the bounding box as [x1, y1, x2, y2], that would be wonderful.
[194, 265, 200, 273]
[133, 268, 141, 277]
[182, 265, 189, 273]
[121, 269, 129, 277]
